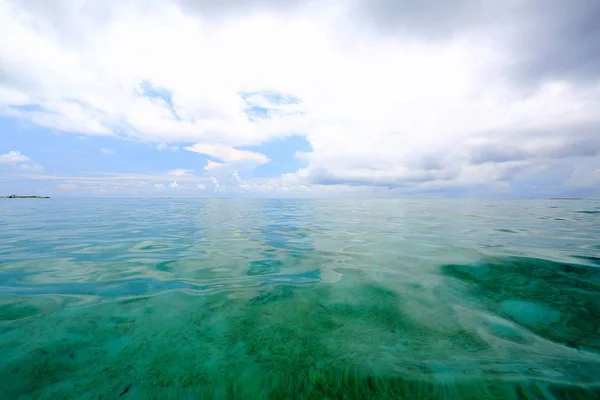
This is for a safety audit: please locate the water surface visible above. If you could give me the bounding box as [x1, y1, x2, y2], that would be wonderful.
[1, 199, 599, 399]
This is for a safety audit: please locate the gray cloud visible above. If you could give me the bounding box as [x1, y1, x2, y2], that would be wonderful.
[469, 145, 528, 165]
[548, 139, 600, 159]
[409, 154, 445, 171]
[514, 0, 600, 83]
[468, 122, 600, 166]
[509, 161, 576, 195]
[353, 0, 513, 39]
[175, 0, 304, 19]
[308, 165, 459, 189]
[353, 0, 600, 84]
[497, 164, 527, 182]
[309, 121, 600, 190]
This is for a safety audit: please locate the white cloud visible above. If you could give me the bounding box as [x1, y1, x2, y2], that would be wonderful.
[204, 160, 224, 171]
[0, 151, 44, 172]
[5, 167, 374, 197]
[168, 169, 193, 177]
[0, 151, 30, 164]
[157, 143, 179, 151]
[1, 0, 599, 195]
[185, 143, 269, 164]
[19, 163, 44, 172]
[101, 148, 116, 155]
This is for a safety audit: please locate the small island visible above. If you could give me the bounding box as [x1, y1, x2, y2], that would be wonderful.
[1, 195, 50, 199]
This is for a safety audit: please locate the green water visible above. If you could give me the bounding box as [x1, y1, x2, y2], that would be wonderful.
[1, 199, 599, 399]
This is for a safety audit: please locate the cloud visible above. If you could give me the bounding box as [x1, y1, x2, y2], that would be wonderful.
[154, 183, 165, 189]
[0, 150, 30, 164]
[196, 183, 206, 189]
[1, 0, 599, 197]
[100, 147, 116, 154]
[0, 0, 303, 146]
[351, 0, 600, 84]
[510, 1, 600, 84]
[57, 183, 76, 190]
[156, 143, 179, 151]
[185, 144, 268, 164]
[2, 170, 210, 193]
[176, 0, 303, 20]
[468, 130, 600, 166]
[188, 143, 269, 188]
[19, 163, 44, 172]
[204, 160, 223, 171]
[288, 80, 600, 191]
[168, 169, 193, 177]
[169, 181, 179, 188]
[0, 150, 44, 172]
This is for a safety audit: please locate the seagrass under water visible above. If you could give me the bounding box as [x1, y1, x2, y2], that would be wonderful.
[1, 198, 599, 399]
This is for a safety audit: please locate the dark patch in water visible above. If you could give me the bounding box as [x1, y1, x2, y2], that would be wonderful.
[577, 210, 600, 215]
[572, 255, 600, 267]
[0, 302, 39, 321]
[250, 285, 295, 305]
[138, 244, 169, 251]
[247, 259, 284, 276]
[119, 383, 132, 396]
[441, 256, 600, 351]
[156, 260, 175, 272]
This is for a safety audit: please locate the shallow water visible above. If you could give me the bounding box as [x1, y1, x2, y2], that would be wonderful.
[1, 198, 599, 399]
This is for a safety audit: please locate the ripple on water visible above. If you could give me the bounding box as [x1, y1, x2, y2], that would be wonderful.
[1, 199, 600, 398]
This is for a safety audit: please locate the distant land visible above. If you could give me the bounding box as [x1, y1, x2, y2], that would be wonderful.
[1, 195, 50, 199]
[549, 197, 583, 200]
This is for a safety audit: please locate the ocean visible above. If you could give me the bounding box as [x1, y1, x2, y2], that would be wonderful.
[1, 198, 599, 399]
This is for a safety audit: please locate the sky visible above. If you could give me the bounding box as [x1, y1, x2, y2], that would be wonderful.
[1, 0, 599, 198]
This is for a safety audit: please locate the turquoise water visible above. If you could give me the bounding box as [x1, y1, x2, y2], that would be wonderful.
[1, 199, 599, 399]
